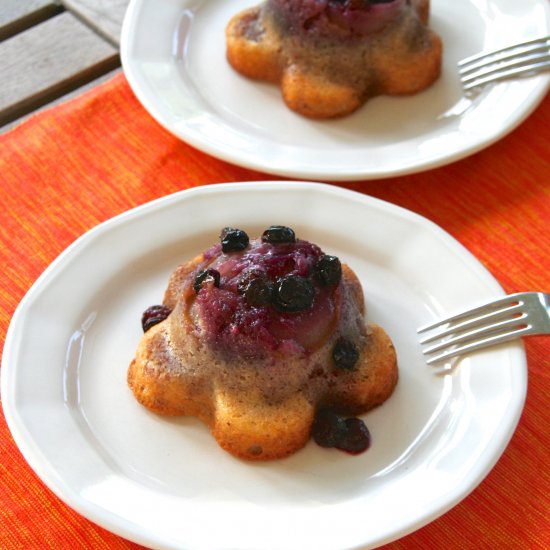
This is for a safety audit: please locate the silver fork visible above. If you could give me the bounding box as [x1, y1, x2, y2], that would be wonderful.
[418, 292, 550, 365]
[458, 35, 550, 92]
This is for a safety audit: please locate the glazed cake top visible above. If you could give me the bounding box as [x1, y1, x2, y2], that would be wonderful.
[185, 228, 346, 360]
[267, 0, 407, 37]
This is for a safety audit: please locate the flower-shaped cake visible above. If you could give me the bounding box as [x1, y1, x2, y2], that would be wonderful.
[226, 0, 442, 118]
[128, 227, 398, 460]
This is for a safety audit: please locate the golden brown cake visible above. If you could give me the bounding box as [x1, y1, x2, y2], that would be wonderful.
[128, 227, 398, 460]
[226, 0, 442, 118]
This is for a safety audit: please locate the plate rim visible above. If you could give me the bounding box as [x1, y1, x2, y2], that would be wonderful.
[1, 181, 528, 549]
[120, 0, 550, 181]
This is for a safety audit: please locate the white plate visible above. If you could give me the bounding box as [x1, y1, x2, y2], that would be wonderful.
[2, 182, 527, 550]
[120, 0, 550, 181]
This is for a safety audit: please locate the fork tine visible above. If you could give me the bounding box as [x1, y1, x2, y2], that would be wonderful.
[460, 51, 550, 82]
[424, 325, 533, 365]
[458, 35, 550, 91]
[421, 314, 529, 354]
[418, 303, 525, 345]
[419, 292, 549, 365]
[458, 35, 550, 68]
[459, 46, 550, 76]
[417, 293, 526, 334]
[462, 59, 550, 91]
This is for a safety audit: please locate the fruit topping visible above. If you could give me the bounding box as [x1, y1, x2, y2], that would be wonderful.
[220, 227, 249, 253]
[331, 0, 395, 5]
[332, 337, 359, 369]
[193, 268, 221, 293]
[338, 417, 371, 453]
[312, 409, 371, 454]
[311, 408, 347, 447]
[141, 304, 172, 332]
[261, 225, 296, 244]
[313, 254, 342, 286]
[271, 0, 405, 37]
[190, 228, 341, 355]
[242, 276, 275, 307]
[273, 274, 315, 312]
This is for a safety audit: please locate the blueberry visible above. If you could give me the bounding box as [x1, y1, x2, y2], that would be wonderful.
[332, 337, 359, 370]
[237, 270, 261, 292]
[220, 227, 249, 253]
[193, 268, 221, 293]
[242, 276, 274, 307]
[312, 409, 346, 448]
[314, 255, 342, 286]
[336, 418, 371, 454]
[261, 226, 296, 244]
[312, 409, 371, 454]
[141, 304, 172, 332]
[273, 275, 315, 312]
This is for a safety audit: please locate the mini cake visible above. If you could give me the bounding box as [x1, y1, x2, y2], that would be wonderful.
[226, 0, 442, 118]
[128, 227, 398, 460]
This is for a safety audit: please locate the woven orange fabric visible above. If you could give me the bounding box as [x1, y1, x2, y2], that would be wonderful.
[0, 72, 548, 549]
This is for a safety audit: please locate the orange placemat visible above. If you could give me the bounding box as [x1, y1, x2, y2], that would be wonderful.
[0, 71, 549, 549]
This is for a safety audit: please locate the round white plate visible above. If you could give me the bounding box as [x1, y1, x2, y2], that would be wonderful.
[2, 182, 527, 550]
[120, 0, 550, 181]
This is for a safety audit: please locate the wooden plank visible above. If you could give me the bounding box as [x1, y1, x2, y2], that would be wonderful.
[1, 69, 122, 133]
[0, 11, 119, 126]
[61, 0, 130, 45]
[0, 0, 62, 40]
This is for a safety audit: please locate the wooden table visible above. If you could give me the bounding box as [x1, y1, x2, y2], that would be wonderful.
[1, 0, 129, 130]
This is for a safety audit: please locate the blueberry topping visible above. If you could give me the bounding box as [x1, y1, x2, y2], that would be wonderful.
[273, 275, 315, 312]
[242, 276, 274, 307]
[329, 0, 394, 5]
[329, 0, 366, 5]
[220, 227, 249, 253]
[332, 337, 359, 370]
[193, 268, 221, 293]
[312, 409, 347, 447]
[312, 409, 371, 454]
[338, 418, 371, 454]
[314, 255, 342, 286]
[261, 225, 296, 244]
[141, 304, 172, 332]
